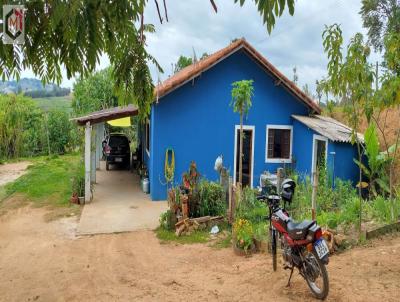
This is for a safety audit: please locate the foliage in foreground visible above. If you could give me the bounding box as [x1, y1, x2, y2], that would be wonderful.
[233, 187, 268, 250]
[290, 173, 400, 231]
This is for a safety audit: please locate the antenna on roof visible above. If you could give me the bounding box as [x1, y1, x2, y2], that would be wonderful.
[192, 47, 198, 64]
[156, 69, 162, 104]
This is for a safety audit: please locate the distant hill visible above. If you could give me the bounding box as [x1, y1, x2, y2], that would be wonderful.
[0, 78, 70, 98]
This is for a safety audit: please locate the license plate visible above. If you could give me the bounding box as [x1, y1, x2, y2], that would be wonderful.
[115, 157, 123, 163]
[314, 239, 329, 259]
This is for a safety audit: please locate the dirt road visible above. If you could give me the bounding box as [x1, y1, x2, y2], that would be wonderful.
[0, 207, 399, 302]
[0, 161, 31, 186]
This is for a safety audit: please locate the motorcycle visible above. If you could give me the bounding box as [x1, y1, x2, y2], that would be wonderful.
[258, 176, 330, 300]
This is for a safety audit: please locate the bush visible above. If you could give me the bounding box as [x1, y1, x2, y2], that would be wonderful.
[197, 180, 226, 217]
[365, 196, 400, 224]
[236, 187, 268, 224]
[159, 210, 174, 231]
[47, 109, 72, 154]
[0, 94, 46, 159]
[233, 218, 254, 251]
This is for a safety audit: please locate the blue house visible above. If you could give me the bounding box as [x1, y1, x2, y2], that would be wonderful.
[141, 39, 362, 201]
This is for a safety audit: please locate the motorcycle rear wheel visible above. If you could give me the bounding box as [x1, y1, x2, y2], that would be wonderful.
[303, 250, 329, 300]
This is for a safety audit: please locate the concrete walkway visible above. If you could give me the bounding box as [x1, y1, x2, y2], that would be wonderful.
[77, 162, 167, 235]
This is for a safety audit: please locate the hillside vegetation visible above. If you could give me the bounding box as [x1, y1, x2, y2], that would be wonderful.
[327, 106, 400, 187]
[32, 95, 72, 112]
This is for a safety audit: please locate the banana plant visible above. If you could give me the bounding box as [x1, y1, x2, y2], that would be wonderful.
[354, 123, 397, 197]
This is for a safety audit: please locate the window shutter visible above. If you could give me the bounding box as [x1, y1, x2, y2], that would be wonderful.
[281, 129, 290, 159]
[268, 129, 274, 158]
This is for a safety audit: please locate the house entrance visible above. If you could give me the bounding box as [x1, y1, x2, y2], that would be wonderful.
[234, 126, 254, 187]
[312, 134, 328, 179]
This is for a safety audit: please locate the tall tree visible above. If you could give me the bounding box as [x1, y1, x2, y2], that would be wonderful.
[360, 0, 400, 52]
[72, 67, 118, 116]
[374, 32, 400, 207]
[174, 56, 193, 73]
[322, 24, 375, 232]
[231, 80, 254, 186]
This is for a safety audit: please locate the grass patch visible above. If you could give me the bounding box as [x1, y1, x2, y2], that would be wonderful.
[0, 186, 6, 201]
[155, 227, 210, 244]
[212, 232, 232, 249]
[3, 154, 81, 209]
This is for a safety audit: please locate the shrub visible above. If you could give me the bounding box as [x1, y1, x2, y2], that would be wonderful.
[47, 109, 72, 154]
[236, 187, 268, 224]
[197, 180, 226, 217]
[159, 210, 174, 231]
[233, 218, 254, 251]
[0, 94, 46, 158]
[365, 196, 400, 224]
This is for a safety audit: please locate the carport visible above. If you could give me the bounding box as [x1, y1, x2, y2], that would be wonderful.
[72, 105, 139, 202]
[72, 106, 167, 235]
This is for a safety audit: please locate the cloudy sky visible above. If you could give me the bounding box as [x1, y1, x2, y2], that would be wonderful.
[22, 0, 381, 94]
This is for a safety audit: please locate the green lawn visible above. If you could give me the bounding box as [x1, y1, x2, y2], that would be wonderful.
[3, 154, 81, 208]
[32, 96, 72, 112]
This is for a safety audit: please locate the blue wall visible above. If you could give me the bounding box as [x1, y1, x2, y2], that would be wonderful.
[292, 120, 360, 185]
[149, 50, 312, 200]
[332, 142, 360, 185]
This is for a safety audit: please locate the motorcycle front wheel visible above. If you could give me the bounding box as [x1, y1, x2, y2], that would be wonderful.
[303, 250, 329, 300]
[270, 228, 277, 271]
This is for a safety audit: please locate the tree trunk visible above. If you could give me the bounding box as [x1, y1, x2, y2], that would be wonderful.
[356, 140, 362, 233]
[239, 113, 243, 185]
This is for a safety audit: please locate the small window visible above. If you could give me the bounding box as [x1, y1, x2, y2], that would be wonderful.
[266, 125, 292, 163]
[145, 119, 150, 155]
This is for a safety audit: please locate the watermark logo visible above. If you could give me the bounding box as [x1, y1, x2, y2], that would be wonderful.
[2, 5, 25, 44]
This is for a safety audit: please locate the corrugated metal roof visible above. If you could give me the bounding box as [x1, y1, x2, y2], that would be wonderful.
[292, 115, 364, 143]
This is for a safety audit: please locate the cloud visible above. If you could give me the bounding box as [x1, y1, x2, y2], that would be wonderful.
[19, 0, 382, 94]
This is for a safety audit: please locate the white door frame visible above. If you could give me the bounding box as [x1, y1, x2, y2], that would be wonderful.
[233, 125, 255, 188]
[311, 134, 328, 177]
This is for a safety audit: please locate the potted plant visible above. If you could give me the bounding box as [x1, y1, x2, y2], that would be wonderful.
[71, 163, 85, 205]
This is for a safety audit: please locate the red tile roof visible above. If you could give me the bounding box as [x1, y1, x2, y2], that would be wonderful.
[155, 38, 321, 114]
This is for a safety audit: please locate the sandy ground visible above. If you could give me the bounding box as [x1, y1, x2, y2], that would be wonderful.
[78, 163, 167, 235]
[0, 207, 399, 302]
[0, 161, 31, 186]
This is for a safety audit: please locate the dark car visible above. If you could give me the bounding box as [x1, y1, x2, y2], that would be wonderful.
[103, 133, 131, 170]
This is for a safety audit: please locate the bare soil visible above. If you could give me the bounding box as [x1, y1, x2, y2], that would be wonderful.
[0, 161, 31, 186]
[0, 207, 399, 302]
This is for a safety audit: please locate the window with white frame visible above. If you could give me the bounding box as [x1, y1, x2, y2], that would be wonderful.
[265, 125, 292, 163]
[145, 119, 150, 155]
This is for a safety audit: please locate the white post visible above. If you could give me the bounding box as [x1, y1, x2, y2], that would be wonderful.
[85, 122, 92, 203]
[91, 126, 96, 184]
[95, 123, 103, 170]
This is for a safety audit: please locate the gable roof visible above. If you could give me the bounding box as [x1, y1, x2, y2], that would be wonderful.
[292, 114, 364, 143]
[155, 38, 321, 114]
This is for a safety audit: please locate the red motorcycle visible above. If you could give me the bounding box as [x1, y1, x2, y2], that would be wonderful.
[258, 179, 330, 300]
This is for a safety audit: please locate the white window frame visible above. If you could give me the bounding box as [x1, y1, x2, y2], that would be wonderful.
[233, 125, 255, 188]
[265, 125, 293, 163]
[311, 134, 328, 177]
[145, 119, 150, 156]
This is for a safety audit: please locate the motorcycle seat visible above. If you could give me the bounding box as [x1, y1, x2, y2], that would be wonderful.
[287, 220, 315, 240]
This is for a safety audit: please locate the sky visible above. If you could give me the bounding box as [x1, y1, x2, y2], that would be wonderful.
[21, 0, 382, 95]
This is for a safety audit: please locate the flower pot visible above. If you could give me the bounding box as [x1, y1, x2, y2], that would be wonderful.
[70, 193, 79, 204]
[232, 241, 256, 257]
[78, 196, 85, 205]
